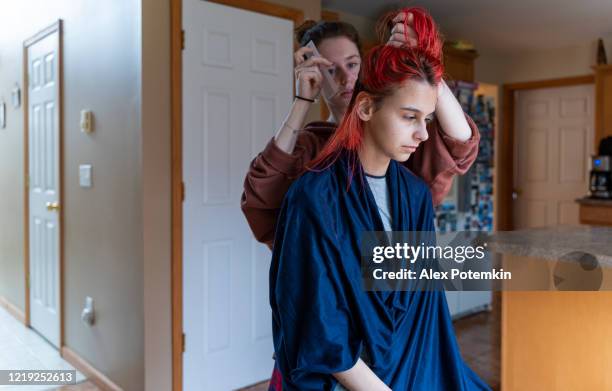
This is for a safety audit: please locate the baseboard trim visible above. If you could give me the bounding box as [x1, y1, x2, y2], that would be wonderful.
[0, 295, 26, 324]
[61, 346, 123, 391]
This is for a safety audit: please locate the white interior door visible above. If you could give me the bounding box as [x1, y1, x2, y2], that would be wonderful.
[514, 84, 594, 228]
[182, 2, 292, 389]
[27, 27, 61, 348]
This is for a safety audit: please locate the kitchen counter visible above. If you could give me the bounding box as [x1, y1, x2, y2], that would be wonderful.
[486, 225, 612, 268]
[487, 225, 612, 391]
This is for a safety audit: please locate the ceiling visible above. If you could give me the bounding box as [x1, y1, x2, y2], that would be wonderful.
[322, 0, 612, 54]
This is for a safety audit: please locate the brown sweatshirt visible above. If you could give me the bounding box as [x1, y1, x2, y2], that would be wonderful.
[241, 112, 480, 248]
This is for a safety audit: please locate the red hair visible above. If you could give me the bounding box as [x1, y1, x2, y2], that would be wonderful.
[304, 7, 445, 188]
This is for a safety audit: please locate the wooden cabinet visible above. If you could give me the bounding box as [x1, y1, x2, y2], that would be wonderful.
[444, 45, 479, 83]
[594, 64, 612, 149]
[578, 200, 612, 226]
[491, 226, 612, 390]
[502, 289, 612, 390]
[580, 203, 612, 225]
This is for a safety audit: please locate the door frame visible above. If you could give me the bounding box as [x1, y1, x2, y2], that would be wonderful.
[497, 74, 594, 231]
[170, 1, 303, 390]
[22, 20, 65, 347]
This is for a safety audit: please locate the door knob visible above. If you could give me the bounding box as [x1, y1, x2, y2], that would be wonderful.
[46, 201, 60, 212]
[512, 188, 522, 200]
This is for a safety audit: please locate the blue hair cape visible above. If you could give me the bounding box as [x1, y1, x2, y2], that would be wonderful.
[269, 150, 490, 390]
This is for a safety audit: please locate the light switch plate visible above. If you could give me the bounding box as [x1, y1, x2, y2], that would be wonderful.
[11, 84, 21, 108]
[79, 164, 92, 188]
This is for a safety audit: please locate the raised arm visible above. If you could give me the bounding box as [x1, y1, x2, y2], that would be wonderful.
[275, 45, 330, 153]
[241, 46, 330, 248]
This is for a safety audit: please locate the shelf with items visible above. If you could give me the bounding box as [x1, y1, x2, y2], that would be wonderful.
[435, 81, 496, 233]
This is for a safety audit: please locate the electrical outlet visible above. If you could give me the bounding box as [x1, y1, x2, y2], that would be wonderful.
[81, 296, 95, 325]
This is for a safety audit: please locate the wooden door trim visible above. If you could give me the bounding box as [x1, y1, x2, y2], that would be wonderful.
[498, 74, 594, 231]
[22, 20, 64, 347]
[170, 0, 183, 388]
[209, 0, 304, 25]
[170, 0, 182, 389]
[171, 2, 303, 390]
[321, 9, 340, 21]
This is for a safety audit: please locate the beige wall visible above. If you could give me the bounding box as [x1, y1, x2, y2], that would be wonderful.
[333, 9, 377, 43]
[476, 35, 612, 84]
[142, 0, 172, 389]
[476, 43, 595, 84]
[0, 1, 144, 389]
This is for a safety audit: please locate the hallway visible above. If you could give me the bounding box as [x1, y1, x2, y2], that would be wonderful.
[0, 306, 88, 389]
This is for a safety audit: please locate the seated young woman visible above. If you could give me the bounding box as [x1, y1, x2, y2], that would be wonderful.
[268, 8, 491, 391]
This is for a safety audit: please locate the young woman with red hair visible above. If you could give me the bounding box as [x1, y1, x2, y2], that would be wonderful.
[241, 9, 480, 250]
[266, 8, 491, 391]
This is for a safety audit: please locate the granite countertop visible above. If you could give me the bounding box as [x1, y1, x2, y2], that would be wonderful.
[486, 225, 612, 268]
[575, 197, 612, 206]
